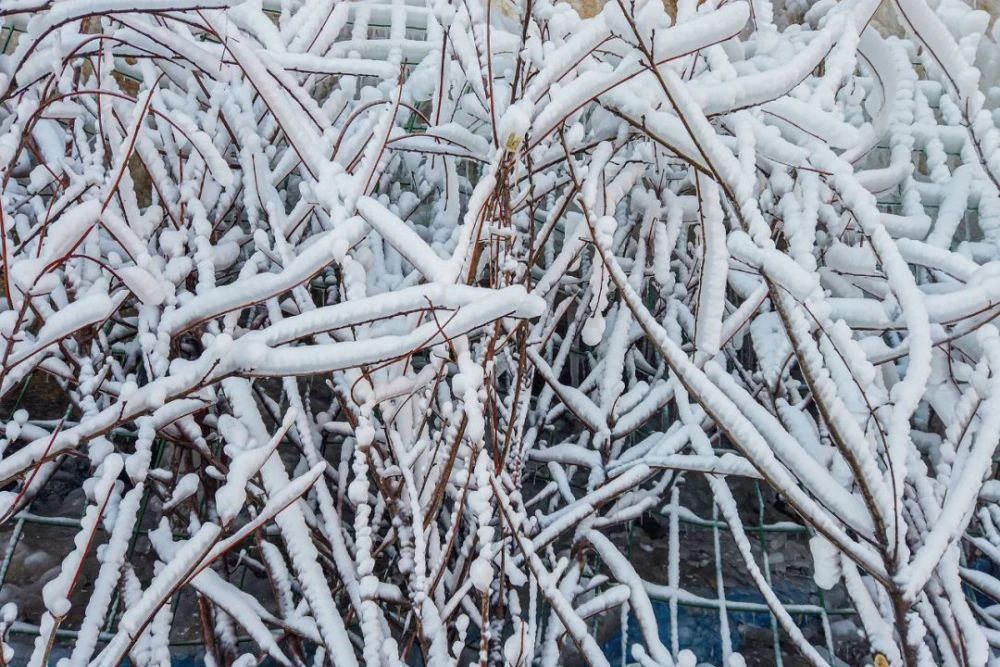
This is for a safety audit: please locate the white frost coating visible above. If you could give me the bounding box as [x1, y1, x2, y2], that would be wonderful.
[902, 328, 1000, 602]
[223, 379, 359, 667]
[269, 52, 399, 79]
[238, 287, 543, 375]
[163, 472, 199, 511]
[2, 290, 125, 393]
[148, 522, 293, 665]
[762, 98, 860, 149]
[117, 265, 166, 306]
[29, 455, 123, 665]
[160, 227, 362, 335]
[727, 231, 818, 301]
[357, 197, 449, 280]
[215, 409, 296, 525]
[499, 101, 532, 153]
[207, 15, 326, 178]
[809, 535, 843, 590]
[93, 523, 221, 667]
[66, 478, 148, 666]
[587, 531, 674, 667]
[9, 200, 101, 297]
[695, 178, 728, 356]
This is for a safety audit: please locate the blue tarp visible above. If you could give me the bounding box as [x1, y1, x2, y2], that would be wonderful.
[601, 586, 820, 665]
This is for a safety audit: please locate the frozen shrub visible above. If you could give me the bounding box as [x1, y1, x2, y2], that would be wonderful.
[2, 0, 1000, 664]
